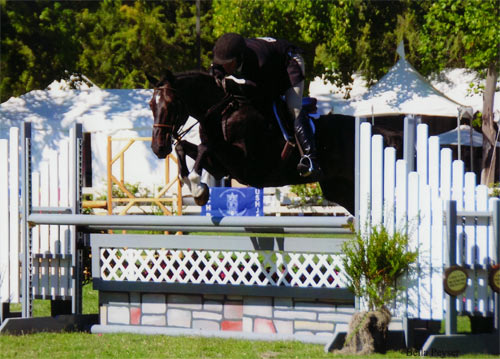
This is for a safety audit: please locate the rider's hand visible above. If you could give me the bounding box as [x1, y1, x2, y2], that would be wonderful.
[209, 64, 226, 82]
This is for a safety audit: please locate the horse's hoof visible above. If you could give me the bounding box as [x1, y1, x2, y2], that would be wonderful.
[194, 183, 209, 206]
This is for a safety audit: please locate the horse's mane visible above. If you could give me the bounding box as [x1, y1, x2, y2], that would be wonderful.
[164, 70, 216, 92]
[174, 70, 212, 80]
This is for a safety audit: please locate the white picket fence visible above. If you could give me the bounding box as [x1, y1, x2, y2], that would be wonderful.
[359, 122, 497, 320]
[0, 126, 79, 305]
[2, 122, 498, 325]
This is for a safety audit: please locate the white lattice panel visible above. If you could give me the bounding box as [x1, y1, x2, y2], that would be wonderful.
[100, 248, 347, 288]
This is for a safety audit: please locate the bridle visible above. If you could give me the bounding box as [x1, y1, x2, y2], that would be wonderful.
[151, 84, 191, 141]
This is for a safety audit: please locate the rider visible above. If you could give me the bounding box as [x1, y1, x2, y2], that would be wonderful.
[210, 33, 321, 178]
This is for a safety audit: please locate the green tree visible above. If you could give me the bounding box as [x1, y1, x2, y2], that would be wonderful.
[211, 0, 331, 91]
[0, 0, 215, 99]
[0, 1, 88, 102]
[418, 0, 499, 184]
[77, 0, 215, 89]
[211, 1, 422, 91]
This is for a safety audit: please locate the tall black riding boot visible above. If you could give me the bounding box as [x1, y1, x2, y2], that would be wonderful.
[295, 110, 322, 178]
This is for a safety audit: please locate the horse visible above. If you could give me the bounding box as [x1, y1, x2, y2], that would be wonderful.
[149, 70, 355, 214]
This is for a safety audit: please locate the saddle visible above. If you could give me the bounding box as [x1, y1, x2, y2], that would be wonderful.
[207, 80, 297, 161]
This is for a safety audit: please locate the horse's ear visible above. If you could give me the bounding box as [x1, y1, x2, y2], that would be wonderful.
[164, 69, 175, 84]
[146, 73, 159, 88]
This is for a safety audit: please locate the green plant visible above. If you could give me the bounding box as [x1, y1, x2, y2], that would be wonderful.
[488, 182, 500, 197]
[341, 223, 418, 311]
[289, 182, 324, 205]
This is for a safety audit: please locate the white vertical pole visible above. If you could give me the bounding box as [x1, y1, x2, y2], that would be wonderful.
[49, 151, 59, 298]
[359, 123, 372, 234]
[440, 149, 453, 202]
[31, 172, 40, 297]
[59, 140, 70, 297]
[8, 127, 19, 302]
[429, 136, 443, 320]
[40, 162, 50, 298]
[395, 160, 407, 231]
[371, 135, 384, 227]
[452, 160, 465, 312]
[0, 139, 10, 304]
[383, 147, 396, 234]
[416, 124, 428, 186]
[474, 186, 489, 315]
[419, 183, 432, 320]
[428, 136, 440, 195]
[407, 172, 420, 318]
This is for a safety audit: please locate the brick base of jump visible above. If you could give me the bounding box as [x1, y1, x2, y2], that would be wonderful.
[95, 291, 355, 343]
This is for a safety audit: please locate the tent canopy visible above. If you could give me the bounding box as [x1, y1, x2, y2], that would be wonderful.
[437, 124, 500, 148]
[339, 57, 468, 118]
[309, 43, 482, 118]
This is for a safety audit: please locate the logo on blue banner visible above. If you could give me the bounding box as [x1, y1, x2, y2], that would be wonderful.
[201, 187, 264, 217]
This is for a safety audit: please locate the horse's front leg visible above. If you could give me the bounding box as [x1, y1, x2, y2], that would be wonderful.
[175, 140, 197, 190]
[175, 141, 225, 206]
[189, 143, 211, 206]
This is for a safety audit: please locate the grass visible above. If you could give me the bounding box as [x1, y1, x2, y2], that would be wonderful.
[0, 332, 498, 359]
[9, 282, 98, 316]
[2, 284, 497, 359]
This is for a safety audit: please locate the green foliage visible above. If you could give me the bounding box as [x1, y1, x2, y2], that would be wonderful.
[211, 0, 427, 92]
[1, 0, 215, 100]
[1, 0, 497, 104]
[488, 182, 500, 198]
[418, 0, 500, 75]
[77, 0, 215, 89]
[211, 0, 330, 91]
[341, 223, 418, 312]
[0, 1, 89, 101]
[289, 182, 324, 205]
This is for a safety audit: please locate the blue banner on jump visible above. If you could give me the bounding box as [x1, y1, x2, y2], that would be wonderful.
[201, 187, 264, 217]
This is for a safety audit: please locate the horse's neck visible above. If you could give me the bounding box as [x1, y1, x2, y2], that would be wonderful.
[178, 73, 224, 120]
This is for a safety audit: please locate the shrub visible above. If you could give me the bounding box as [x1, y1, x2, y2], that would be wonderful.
[341, 223, 418, 311]
[289, 182, 324, 205]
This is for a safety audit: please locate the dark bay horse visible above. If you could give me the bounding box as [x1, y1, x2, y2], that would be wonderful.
[150, 70, 355, 214]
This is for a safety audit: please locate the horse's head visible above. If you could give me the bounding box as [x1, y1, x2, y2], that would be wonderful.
[150, 72, 189, 158]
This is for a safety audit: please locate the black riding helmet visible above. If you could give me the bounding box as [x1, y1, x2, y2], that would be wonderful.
[213, 33, 246, 65]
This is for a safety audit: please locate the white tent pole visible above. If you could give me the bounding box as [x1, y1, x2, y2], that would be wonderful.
[457, 108, 462, 161]
[470, 117, 474, 172]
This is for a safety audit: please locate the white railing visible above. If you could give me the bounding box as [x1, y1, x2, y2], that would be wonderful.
[99, 247, 346, 288]
[0, 128, 20, 304]
[0, 125, 80, 310]
[359, 122, 498, 320]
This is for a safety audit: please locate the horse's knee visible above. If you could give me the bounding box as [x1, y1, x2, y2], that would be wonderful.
[175, 142, 185, 156]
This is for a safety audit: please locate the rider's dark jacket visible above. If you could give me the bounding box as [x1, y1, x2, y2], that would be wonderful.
[212, 37, 304, 102]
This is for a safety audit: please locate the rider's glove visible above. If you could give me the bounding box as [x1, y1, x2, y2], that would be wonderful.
[209, 64, 226, 85]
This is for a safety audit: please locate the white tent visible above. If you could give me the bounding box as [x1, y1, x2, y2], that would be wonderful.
[0, 79, 203, 192]
[344, 56, 470, 118]
[308, 43, 500, 119]
[437, 124, 491, 147]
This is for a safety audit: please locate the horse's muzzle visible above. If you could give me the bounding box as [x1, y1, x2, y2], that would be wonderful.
[151, 136, 172, 159]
